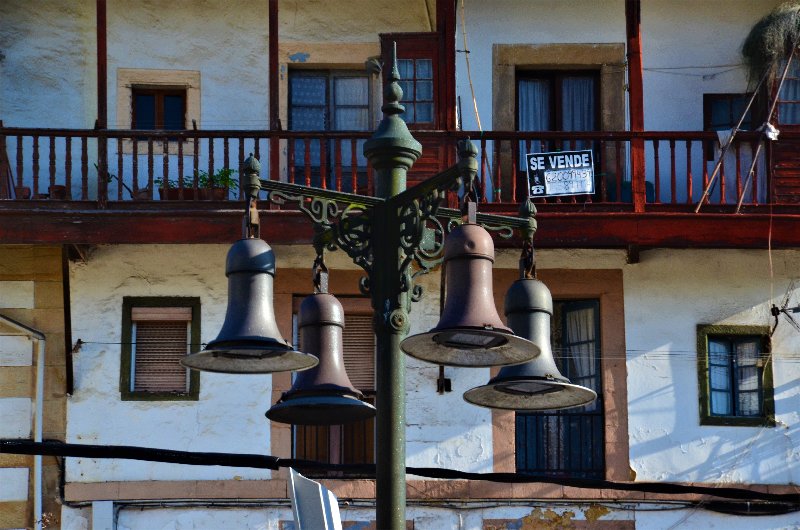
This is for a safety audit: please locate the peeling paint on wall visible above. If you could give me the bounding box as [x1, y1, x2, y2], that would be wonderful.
[288, 52, 310, 63]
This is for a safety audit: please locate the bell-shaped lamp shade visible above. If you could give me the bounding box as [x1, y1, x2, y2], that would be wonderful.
[400, 223, 539, 367]
[463, 278, 597, 410]
[266, 293, 376, 425]
[181, 238, 318, 374]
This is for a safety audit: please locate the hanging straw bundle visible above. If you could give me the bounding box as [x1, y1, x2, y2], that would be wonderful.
[742, 1, 800, 85]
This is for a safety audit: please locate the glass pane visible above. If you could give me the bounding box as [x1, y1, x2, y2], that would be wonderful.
[518, 79, 550, 131]
[334, 108, 369, 131]
[291, 107, 326, 131]
[710, 100, 730, 129]
[779, 78, 800, 102]
[404, 103, 415, 122]
[415, 103, 433, 123]
[416, 81, 433, 101]
[738, 391, 761, 416]
[711, 390, 732, 415]
[334, 77, 369, 106]
[398, 59, 413, 79]
[416, 59, 432, 79]
[163, 95, 184, 130]
[561, 77, 595, 131]
[133, 94, 155, 129]
[291, 76, 327, 105]
[709, 364, 730, 391]
[399, 80, 414, 101]
[780, 102, 800, 124]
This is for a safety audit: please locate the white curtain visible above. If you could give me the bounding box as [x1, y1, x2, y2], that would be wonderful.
[565, 305, 598, 412]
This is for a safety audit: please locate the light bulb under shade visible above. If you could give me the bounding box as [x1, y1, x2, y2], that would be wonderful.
[266, 393, 377, 425]
[463, 375, 597, 411]
[400, 328, 540, 367]
[181, 340, 319, 374]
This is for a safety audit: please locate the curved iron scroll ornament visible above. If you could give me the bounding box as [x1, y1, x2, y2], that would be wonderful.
[268, 189, 374, 295]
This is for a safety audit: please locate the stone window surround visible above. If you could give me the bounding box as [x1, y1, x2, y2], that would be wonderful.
[696, 324, 774, 427]
[492, 44, 626, 188]
[116, 68, 201, 155]
[492, 43, 626, 132]
[119, 296, 201, 401]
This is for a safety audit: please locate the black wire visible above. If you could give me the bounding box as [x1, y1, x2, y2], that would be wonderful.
[3, 440, 799, 506]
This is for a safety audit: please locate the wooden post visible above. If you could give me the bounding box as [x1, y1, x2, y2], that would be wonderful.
[269, 0, 280, 182]
[626, 0, 646, 212]
[96, 0, 108, 205]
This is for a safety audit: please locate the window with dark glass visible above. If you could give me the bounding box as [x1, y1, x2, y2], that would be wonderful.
[120, 297, 200, 401]
[516, 299, 603, 479]
[697, 325, 773, 426]
[778, 58, 800, 125]
[292, 297, 375, 473]
[517, 71, 599, 152]
[703, 94, 753, 160]
[288, 71, 370, 192]
[397, 58, 434, 126]
[132, 88, 186, 130]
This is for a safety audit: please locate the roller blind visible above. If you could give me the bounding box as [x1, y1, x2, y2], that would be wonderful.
[132, 319, 190, 393]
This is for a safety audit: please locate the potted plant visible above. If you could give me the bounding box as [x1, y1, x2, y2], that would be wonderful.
[154, 176, 198, 200]
[197, 168, 238, 200]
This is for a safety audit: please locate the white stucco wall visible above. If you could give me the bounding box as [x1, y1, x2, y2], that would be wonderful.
[68, 244, 271, 482]
[626, 249, 800, 484]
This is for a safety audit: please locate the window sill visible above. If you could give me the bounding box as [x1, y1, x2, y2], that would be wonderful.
[121, 390, 199, 402]
[115, 138, 197, 157]
[700, 415, 775, 427]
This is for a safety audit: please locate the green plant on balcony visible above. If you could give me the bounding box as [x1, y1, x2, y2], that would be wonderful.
[197, 168, 239, 197]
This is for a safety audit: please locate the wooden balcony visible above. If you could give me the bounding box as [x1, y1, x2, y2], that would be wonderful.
[2, 126, 800, 249]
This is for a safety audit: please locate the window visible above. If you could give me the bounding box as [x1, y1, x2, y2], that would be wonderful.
[120, 297, 200, 401]
[697, 325, 774, 426]
[132, 87, 186, 130]
[703, 93, 753, 160]
[292, 297, 375, 472]
[397, 58, 434, 126]
[517, 70, 599, 152]
[288, 70, 370, 191]
[516, 300, 604, 479]
[778, 58, 800, 125]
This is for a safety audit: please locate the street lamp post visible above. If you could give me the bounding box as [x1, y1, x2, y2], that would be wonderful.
[249, 53, 535, 530]
[181, 47, 535, 529]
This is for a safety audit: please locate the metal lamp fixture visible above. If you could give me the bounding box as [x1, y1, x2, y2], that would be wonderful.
[267, 292, 377, 425]
[463, 277, 597, 410]
[181, 157, 319, 374]
[400, 221, 539, 367]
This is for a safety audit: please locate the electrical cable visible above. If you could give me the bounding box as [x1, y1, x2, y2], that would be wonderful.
[2, 440, 799, 507]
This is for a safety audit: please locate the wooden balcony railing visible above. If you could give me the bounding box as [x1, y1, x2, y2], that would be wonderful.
[0, 127, 777, 211]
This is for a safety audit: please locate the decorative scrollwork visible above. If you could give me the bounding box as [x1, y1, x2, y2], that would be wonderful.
[267, 189, 374, 292]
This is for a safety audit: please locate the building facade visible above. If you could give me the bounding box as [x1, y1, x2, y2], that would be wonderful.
[2, 1, 800, 529]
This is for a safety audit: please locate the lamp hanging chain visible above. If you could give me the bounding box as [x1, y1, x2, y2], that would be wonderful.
[243, 196, 260, 239]
[312, 246, 329, 294]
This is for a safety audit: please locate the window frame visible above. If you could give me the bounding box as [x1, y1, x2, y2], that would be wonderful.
[291, 295, 375, 475]
[120, 296, 201, 401]
[515, 298, 604, 479]
[131, 86, 187, 131]
[696, 324, 774, 427]
[515, 69, 601, 134]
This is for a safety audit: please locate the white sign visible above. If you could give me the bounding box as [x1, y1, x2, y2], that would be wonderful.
[526, 150, 595, 198]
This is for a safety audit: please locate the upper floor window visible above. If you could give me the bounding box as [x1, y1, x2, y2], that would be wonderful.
[778, 58, 800, 125]
[288, 70, 370, 191]
[132, 87, 187, 130]
[516, 299, 603, 479]
[697, 325, 774, 426]
[703, 93, 753, 160]
[397, 58, 434, 125]
[293, 297, 375, 474]
[120, 297, 200, 401]
[517, 71, 598, 150]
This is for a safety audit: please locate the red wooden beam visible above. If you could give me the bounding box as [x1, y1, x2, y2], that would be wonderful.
[96, 0, 107, 129]
[1, 205, 800, 249]
[626, 0, 646, 213]
[437, 0, 456, 132]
